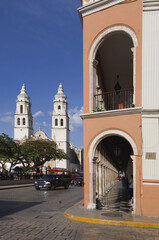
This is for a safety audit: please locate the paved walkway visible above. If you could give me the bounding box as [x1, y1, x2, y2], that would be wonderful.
[65, 200, 159, 228]
[1, 180, 159, 229]
[0, 179, 34, 190]
[65, 182, 159, 229]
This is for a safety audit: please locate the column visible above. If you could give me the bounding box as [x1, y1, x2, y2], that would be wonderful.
[98, 164, 102, 197]
[96, 162, 99, 197]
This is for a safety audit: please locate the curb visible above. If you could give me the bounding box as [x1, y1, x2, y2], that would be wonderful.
[64, 200, 159, 229]
[0, 184, 34, 190]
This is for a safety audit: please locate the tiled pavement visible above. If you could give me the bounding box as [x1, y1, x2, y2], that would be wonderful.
[0, 181, 159, 240]
[65, 181, 159, 229]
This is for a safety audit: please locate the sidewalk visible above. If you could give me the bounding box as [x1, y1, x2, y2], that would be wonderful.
[65, 200, 159, 229]
[0, 180, 34, 190]
[1, 181, 159, 229]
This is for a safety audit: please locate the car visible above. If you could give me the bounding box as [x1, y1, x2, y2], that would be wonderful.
[71, 177, 83, 186]
[34, 174, 70, 190]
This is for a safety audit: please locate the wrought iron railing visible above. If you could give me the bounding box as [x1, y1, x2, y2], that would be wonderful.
[94, 88, 134, 111]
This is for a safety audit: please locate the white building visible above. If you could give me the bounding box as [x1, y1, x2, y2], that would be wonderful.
[51, 84, 70, 169]
[14, 84, 81, 172]
[14, 84, 33, 141]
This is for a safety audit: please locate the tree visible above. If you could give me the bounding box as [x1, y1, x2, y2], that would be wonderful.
[20, 139, 68, 171]
[0, 133, 21, 172]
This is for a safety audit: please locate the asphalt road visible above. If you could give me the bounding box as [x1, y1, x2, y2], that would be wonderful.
[0, 186, 159, 240]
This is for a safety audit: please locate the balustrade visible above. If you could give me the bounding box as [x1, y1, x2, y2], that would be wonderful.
[94, 88, 134, 111]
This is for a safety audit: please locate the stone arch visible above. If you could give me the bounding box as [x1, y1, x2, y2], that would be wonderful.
[88, 129, 138, 209]
[89, 25, 138, 112]
[89, 129, 138, 159]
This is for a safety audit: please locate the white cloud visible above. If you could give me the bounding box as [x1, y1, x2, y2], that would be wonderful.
[48, 110, 52, 116]
[33, 111, 44, 118]
[5, 112, 12, 115]
[42, 121, 47, 127]
[34, 121, 48, 129]
[0, 116, 14, 124]
[69, 106, 83, 132]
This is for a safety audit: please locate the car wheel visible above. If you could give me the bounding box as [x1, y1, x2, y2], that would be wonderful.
[51, 184, 56, 190]
[64, 184, 69, 189]
[35, 187, 40, 190]
[74, 181, 77, 186]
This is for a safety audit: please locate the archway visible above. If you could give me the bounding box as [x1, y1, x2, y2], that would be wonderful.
[89, 26, 138, 112]
[88, 130, 137, 213]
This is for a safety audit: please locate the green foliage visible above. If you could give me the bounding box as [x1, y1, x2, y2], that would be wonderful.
[0, 134, 69, 172]
[0, 133, 21, 171]
[0, 133, 16, 158]
[20, 139, 68, 170]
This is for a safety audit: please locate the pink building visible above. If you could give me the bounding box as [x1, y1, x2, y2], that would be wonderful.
[78, 0, 159, 216]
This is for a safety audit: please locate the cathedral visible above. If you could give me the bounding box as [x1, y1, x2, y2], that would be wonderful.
[14, 84, 82, 172]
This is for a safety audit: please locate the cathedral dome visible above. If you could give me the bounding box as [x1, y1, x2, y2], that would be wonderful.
[17, 84, 30, 102]
[54, 83, 67, 102]
[33, 127, 49, 140]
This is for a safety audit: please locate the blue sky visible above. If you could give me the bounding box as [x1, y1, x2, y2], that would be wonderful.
[0, 0, 83, 148]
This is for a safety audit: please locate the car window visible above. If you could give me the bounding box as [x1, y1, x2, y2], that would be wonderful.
[41, 175, 55, 180]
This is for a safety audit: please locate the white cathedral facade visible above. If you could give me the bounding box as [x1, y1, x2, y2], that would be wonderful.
[14, 84, 82, 172]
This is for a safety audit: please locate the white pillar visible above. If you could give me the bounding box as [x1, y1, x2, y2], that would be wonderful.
[96, 162, 99, 197]
[99, 164, 102, 197]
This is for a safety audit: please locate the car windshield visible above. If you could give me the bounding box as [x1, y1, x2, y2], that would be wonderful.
[41, 175, 55, 180]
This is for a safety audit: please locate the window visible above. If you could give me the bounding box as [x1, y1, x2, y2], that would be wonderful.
[61, 119, 63, 126]
[23, 118, 25, 125]
[55, 119, 58, 126]
[17, 118, 20, 125]
[20, 105, 23, 113]
[58, 105, 61, 110]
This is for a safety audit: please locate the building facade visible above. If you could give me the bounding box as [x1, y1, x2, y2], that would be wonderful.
[51, 84, 70, 169]
[14, 84, 81, 172]
[14, 84, 33, 141]
[78, 0, 159, 216]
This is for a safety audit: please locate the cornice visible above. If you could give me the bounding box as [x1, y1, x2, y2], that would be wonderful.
[143, 0, 159, 12]
[80, 107, 142, 119]
[142, 109, 159, 118]
[78, 0, 125, 21]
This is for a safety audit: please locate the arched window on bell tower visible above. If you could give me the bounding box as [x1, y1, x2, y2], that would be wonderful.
[23, 118, 25, 125]
[55, 119, 58, 126]
[20, 105, 23, 113]
[14, 84, 33, 141]
[58, 105, 61, 110]
[17, 118, 20, 125]
[61, 119, 63, 126]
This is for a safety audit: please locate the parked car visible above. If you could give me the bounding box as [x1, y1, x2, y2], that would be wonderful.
[71, 177, 83, 186]
[34, 174, 71, 190]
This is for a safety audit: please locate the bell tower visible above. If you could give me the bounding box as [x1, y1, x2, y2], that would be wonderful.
[52, 84, 69, 168]
[14, 84, 33, 141]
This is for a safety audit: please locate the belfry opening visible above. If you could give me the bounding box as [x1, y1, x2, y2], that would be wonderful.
[92, 30, 134, 112]
[93, 135, 134, 212]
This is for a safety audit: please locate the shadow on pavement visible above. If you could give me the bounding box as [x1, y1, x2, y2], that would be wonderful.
[0, 200, 43, 218]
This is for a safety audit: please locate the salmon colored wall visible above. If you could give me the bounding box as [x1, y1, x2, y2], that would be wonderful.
[142, 184, 159, 216]
[83, 0, 143, 113]
[83, 113, 143, 215]
[135, 155, 143, 215]
[82, 0, 143, 214]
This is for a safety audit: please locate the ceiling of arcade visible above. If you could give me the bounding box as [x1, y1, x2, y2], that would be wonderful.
[95, 32, 133, 93]
[98, 136, 133, 171]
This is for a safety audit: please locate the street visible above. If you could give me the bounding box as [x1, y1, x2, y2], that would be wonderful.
[0, 186, 159, 240]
